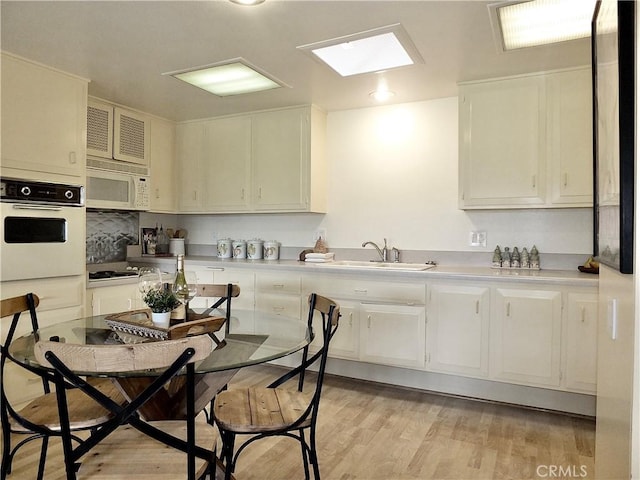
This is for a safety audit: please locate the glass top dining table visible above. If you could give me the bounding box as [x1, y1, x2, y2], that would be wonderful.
[8, 308, 312, 378]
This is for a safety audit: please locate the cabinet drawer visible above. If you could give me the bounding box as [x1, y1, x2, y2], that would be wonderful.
[255, 294, 302, 318]
[1, 276, 84, 312]
[214, 269, 255, 291]
[255, 273, 301, 294]
[304, 275, 425, 304]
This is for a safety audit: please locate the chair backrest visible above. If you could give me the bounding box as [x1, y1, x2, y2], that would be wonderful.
[267, 293, 340, 423]
[196, 283, 240, 333]
[1, 293, 40, 350]
[35, 335, 216, 480]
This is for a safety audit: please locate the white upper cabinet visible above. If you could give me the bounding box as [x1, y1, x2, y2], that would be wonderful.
[149, 116, 176, 213]
[87, 99, 150, 166]
[459, 67, 593, 209]
[204, 116, 252, 211]
[1, 53, 88, 178]
[546, 68, 593, 206]
[175, 105, 327, 214]
[459, 75, 546, 208]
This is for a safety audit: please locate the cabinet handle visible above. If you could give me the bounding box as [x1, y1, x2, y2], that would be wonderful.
[155, 188, 160, 199]
[193, 190, 198, 201]
[241, 188, 245, 200]
[506, 302, 511, 317]
[349, 312, 353, 327]
[581, 306, 585, 323]
[532, 175, 536, 189]
[354, 289, 368, 295]
[563, 173, 568, 187]
[258, 187, 262, 200]
[273, 306, 285, 312]
[69, 151, 77, 165]
[367, 315, 371, 328]
[272, 284, 285, 289]
[128, 299, 132, 310]
[476, 300, 480, 314]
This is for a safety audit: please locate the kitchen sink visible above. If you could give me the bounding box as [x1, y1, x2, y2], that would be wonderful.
[314, 260, 435, 271]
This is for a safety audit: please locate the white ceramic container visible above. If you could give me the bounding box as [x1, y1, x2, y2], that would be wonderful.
[217, 238, 232, 258]
[263, 241, 280, 260]
[247, 239, 263, 260]
[232, 240, 247, 259]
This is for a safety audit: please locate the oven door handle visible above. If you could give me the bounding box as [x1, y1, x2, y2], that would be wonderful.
[11, 204, 63, 212]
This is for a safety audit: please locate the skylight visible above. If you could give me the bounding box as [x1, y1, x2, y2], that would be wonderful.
[163, 59, 286, 97]
[490, 0, 597, 51]
[298, 24, 423, 77]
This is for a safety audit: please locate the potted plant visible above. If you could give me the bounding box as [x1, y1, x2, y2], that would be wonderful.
[143, 288, 180, 328]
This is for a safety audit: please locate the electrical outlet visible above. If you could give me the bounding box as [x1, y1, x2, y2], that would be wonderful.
[469, 231, 487, 247]
[313, 229, 327, 243]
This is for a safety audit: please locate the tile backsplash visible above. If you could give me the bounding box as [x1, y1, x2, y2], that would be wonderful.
[86, 210, 139, 264]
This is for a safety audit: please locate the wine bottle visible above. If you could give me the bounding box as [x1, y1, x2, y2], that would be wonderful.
[173, 254, 188, 302]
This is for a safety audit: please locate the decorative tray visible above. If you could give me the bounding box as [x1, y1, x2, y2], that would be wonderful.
[104, 309, 226, 340]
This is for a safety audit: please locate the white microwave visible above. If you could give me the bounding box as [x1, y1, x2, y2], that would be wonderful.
[86, 169, 150, 211]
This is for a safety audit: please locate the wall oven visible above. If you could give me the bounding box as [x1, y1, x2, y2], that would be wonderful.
[1, 178, 85, 281]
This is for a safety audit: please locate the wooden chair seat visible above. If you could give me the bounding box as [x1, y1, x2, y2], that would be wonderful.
[76, 421, 217, 479]
[214, 387, 313, 433]
[10, 379, 123, 432]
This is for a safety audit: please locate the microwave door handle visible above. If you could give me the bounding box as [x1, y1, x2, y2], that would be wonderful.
[11, 204, 63, 212]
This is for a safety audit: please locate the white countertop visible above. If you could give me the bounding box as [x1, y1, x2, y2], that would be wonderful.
[125, 255, 598, 287]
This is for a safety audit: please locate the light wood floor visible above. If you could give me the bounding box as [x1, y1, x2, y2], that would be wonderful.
[2, 365, 595, 479]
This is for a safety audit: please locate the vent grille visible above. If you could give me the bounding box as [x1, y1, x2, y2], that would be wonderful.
[117, 114, 146, 160]
[87, 158, 149, 176]
[87, 106, 110, 153]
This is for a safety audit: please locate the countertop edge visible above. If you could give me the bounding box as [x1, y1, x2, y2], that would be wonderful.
[125, 256, 599, 288]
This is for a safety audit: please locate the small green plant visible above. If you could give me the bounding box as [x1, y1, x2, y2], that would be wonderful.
[143, 288, 180, 313]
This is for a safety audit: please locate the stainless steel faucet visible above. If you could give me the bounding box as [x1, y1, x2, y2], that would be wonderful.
[362, 238, 388, 262]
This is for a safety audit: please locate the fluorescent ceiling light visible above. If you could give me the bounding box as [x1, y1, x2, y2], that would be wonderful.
[164, 59, 285, 97]
[298, 24, 423, 77]
[490, 0, 596, 51]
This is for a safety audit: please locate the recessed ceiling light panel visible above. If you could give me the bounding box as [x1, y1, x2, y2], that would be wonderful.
[489, 0, 596, 51]
[163, 58, 287, 97]
[298, 24, 423, 77]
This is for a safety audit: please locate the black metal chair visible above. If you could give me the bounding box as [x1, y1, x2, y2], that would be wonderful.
[213, 293, 340, 480]
[34, 335, 218, 480]
[1, 293, 121, 480]
[196, 283, 240, 335]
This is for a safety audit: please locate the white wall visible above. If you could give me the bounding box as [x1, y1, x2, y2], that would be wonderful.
[175, 97, 592, 255]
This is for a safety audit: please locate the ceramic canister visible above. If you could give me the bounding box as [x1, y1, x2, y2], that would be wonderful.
[169, 238, 185, 256]
[263, 241, 280, 260]
[232, 240, 247, 259]
[217, 238, 232, 259]
[247, 239, 264, 260]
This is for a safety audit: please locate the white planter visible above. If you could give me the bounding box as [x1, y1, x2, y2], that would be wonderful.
[151, 311, 171, 329]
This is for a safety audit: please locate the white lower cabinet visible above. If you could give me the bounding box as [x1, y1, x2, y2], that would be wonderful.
[87, 283, 143, 316]
[564, 292, 598, 392]
[491, 287, 562, 388]
[310, 299, 359, 360]
[255, 271, 302, 318]
[426, 283, 490, 378]
[359, 303, 426, 369]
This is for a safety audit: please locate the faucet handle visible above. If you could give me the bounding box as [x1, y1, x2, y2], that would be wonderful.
[391, 247, 400, 263]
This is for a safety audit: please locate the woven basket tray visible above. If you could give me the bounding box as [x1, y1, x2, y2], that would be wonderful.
[104, 309, 226, 340]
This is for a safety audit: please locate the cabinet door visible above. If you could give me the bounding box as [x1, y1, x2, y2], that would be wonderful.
[310, 300, 359, 360]
[565, 293, 598, 393]
[547, 68, 593, 206]
[87, 99, 114, 159]
[204, 116, 252, 211]
[176, 122, 204, 211]
[88, 284, 143, 316]
[149, 116, 176, 213]
[251, 108, 308, 211]
[427, 284, 490, 377]
[492, 288, 562, 387]
[459, 76, 546, 208]
[1, 53, 87, 178]
[114, 107, 149, 165]
[360, 304, 426, 369]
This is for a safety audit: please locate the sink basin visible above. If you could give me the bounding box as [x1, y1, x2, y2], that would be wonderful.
[314, 260, 435, 271]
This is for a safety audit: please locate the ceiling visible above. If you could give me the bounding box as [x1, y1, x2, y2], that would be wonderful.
[1, 1, 592, 122]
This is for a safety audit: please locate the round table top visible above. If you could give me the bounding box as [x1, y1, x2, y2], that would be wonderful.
[9, 308, 311, 378]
